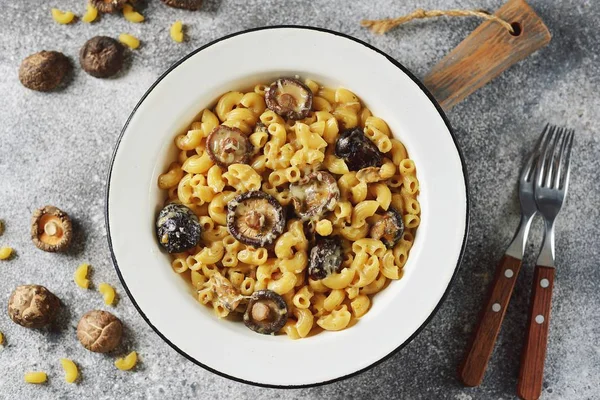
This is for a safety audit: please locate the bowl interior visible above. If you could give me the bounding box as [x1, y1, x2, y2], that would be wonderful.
[107, 27, 468, 387]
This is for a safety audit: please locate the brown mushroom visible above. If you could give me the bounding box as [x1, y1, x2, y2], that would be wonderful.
[80, 36, 124, 78]
[206, 126, 251, 168]
[8, 285, 60, 328]
[308, 237, 343, 280]
[161, 0, 203, 10]
[90, 0, 127, 13]
[243, 290, 288, 334]
[290, 171, 339, 221]
[335, 127, 384, 171]
[227, 191, 285, 247]
[265, 78, 313, 120]
[370, 208, 404, 248]
[31, 206, 72, 252]
[19, 51, 71, 92]
[77, 310, 122, 353]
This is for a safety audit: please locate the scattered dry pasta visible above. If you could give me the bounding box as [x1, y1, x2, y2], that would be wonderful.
[115, 351, 138, 371]
[119, 33, 140, 49]
[60, 359, 78, 383]
[122, 4, 144, 23]
[157, 78, 420, 339]
[74, 263, 90, 289]
[98, 283, 116, 305]
[51, 9, 75, 24]
[0, 247, 12, 260]
[24, 372, 47, 384]
[170, 21, 184, 43]
[81, 3, 98, 23]
[0, 331, 4, 345]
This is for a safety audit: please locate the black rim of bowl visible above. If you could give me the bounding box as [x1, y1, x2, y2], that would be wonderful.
[104, 25, 471, 389]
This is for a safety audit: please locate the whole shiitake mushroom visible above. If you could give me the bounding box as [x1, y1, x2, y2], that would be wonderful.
[77, 310, 122, 353]
[8, 285, 60, 328]
[19, 51, 71, 92]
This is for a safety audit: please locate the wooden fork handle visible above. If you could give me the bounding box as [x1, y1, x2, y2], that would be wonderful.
[458, 254, 523, 386]
[517, 265, 555, 400]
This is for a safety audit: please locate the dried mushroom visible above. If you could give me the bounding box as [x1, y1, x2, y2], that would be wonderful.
[8, 285, 60, 328]
[227, 191, 285, 247]
[335, 127, 383, 171]
[210, 271, 244, 312]
[265, 78, 313, 120]
[90, 0, 127, 13]
[80, 36, 124, 78]
[161, 0, 203, 10]
[308, 237, 343, 280]
[370, 208, 404, 248]
[206, 126, 251, 168]
[19, 51, 71, 92]
[77, 310, 122, 353]
[243, 290, 288, 334]
[156, 203, 202, 253]
[290, 171, 339, 221]
[31, 206, 72, 252]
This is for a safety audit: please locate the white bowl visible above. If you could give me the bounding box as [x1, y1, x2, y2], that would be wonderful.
[106, 26, 469, 387]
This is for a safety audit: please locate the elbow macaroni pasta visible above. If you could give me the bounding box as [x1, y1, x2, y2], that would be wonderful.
[158, 79, 420, 338]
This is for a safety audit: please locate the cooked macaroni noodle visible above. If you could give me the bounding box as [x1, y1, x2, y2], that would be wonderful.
[158, 79, 420, 338]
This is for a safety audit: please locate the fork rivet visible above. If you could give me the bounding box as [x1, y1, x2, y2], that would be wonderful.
[504, 269, 514, 278]
[535, 315, 545, 324]
[492, 303, 501, 312]
[540, 278, 550, 288]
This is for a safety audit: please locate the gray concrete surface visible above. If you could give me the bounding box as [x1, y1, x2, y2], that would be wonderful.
[1, 0, 599, 399]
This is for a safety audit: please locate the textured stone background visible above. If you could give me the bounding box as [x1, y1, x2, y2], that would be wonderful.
[1, 0, 598, 399]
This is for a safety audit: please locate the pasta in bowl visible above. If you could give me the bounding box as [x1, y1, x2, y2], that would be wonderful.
[106, 26, 468, 387]
[155, 77, 421, 338]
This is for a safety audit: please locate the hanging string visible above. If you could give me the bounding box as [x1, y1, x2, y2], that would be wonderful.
[361, 8, 515, 35]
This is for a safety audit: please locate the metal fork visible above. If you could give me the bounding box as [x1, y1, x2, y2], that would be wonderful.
[517, 126, 574, 400]
[458, 127, 547, 387]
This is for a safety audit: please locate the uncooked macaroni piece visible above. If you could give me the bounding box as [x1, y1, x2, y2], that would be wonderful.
[60, 358, 78, 383]
[0, 331, 4, 345]
[74, 263, 90, 289]
[157, 79, 421, 338]
[122, 4, 144, 23]
[81, 3, 98, 23]
[0, 247, 12, 260]
[51, 9, 75, 24]
[115, 351, 138, 370]
[98, 283, 116, 305]
[24, 372, 47, 384]
[170, 21, 184, 43]
[119, 33, 140, 49]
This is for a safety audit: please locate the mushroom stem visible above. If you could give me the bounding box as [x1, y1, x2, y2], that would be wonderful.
[44, 221, 59, 236]
[245, 211, 266, 231]
[251, 302, 270, 322]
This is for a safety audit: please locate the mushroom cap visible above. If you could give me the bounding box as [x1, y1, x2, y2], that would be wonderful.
[79, 36, 124, 78]
[8, 285, 60, 329]
[19, 51, 71, 92]
[243, 290, 288, 334]
[156, 203, 202, 253]
[31, 206, 72, 253]
[265, 78, 313, 120]
[160, 0, 203, 10]
[335, 127, 384, 171]
[308, 237, 343, 280]
[206, 126, 251, 168]
[227, 191, 285, 247]
[370, 207, 404, 248]
[77, 310, 123, 353]
[90, 0, 128, 13]
[290, 171, 339, 221]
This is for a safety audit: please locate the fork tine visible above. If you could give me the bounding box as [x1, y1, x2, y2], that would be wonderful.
[553, 129, 569, 188]
[560, 130, 575, 191]
[535, 125, 557, 187]
[544, 128, 566, 188]
[522, 124, 550, 181]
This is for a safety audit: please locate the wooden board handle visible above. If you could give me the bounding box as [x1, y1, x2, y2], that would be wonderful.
[424, 0, 551, 111]
[517, 265, 555, 400]
[458, 255, 523, 387]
